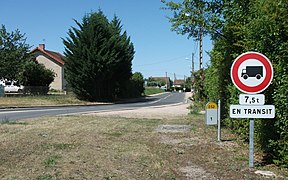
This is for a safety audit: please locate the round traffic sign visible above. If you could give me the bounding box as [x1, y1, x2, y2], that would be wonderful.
[231, 52, 273, 94]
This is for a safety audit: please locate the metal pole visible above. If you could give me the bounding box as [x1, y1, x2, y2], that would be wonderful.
[217, 100, 221, 143]
[249, 119, 254, 168]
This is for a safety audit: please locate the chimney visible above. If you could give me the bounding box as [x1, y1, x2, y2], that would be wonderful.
[39, 44, 45, 50]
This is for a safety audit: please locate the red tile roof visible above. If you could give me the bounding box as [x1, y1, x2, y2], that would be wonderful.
[31, 44, 64, 65]
[151, 77, 170, 82]
[173, 80, 185, 85]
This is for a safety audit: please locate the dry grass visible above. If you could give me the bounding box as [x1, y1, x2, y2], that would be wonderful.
[0, 113, 287, 179]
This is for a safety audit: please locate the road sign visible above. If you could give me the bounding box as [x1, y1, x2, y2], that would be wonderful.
[239, 94, 265, 105]
[231, 52, 273, 94]
[230, 105, 275, 118]
[205, 102, 217, 125]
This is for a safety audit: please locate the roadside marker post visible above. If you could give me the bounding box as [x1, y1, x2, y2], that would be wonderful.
[205, 102, 218, 125]
[230, 52, 274, 168]
[205, 101, 221, 143]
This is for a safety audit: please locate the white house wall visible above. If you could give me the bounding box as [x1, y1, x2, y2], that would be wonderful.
[34, 51, 64, 90]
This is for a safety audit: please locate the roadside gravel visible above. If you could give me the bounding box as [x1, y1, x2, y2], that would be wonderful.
[88, 92, 192, 119]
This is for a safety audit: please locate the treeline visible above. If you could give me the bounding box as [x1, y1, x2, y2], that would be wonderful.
[163, 0, 288, 167]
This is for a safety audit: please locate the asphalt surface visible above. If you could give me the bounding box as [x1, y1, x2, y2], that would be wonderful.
[0, 92, 186, 122]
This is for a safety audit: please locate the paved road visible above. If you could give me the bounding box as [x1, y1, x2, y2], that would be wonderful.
[0, 92, 186, 122]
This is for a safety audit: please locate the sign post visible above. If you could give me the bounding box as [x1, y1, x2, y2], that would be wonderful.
[217, 100, 221, 143]
[230, 52, 274, 168]
[249, 119, 254, 168]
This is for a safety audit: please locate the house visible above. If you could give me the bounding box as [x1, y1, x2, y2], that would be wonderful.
[31, 44, 66, 91]
[173, 79, 185, 88]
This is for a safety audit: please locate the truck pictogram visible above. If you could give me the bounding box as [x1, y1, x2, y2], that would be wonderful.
[241, 66, 263, 80]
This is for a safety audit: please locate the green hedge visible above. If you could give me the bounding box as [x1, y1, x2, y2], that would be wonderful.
[201, 0, 288, 167]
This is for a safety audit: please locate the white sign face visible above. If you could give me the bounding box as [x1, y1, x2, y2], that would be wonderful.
[239, 94, 265, 105]
[230, 105, 275, 118]
[231, 52, 273, 94]
[237, 59, 266, 87]
[206, 109, 217, 125]
[205, 102, 218, 125]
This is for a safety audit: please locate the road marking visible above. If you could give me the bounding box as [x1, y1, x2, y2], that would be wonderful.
[147, 93, 173, 104]
[0, 108, 67, 114]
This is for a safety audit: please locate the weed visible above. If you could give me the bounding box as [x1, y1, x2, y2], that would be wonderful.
[0, 116, 10, 124]
[43, 154, 61, 167]
[36, 174, 52, 180]
[189, 124, 197, 132]
[189, 109, 201, 115]
[165, 172, 177, 180]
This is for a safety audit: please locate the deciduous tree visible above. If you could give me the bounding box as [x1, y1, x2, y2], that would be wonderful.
[0, 25, 31, 80]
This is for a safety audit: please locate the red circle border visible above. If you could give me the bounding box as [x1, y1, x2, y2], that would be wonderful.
[231, 52, 273, 94]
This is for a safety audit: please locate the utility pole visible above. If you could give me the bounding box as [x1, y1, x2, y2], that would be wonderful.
[165, 72, 168, 90]
[191, 53, 194, 91]
[191, 53, 194, 81]
[184, 75, 186, 92]
[199, 26, 203, 70]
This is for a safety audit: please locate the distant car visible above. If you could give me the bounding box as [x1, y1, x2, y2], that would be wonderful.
[3, 80, 24, 93]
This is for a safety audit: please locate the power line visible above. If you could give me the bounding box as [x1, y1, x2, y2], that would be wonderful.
[134, 54, 191, 67]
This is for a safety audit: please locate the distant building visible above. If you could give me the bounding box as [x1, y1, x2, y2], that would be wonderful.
[173, 79, 185, 88]
[31, 44, 66, 91]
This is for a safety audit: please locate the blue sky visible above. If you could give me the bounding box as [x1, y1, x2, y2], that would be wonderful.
[1, 0, 212, 80]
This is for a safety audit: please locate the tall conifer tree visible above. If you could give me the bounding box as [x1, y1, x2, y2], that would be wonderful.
[63, 10, 134, 101]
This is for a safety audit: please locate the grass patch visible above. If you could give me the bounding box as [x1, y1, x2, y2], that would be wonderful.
[0, 94, 94, 107]
[0, 119, 28, 125]
[144, 87, 164, 96]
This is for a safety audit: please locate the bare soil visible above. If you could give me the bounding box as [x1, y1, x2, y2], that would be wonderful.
[0, 93, 287, 179]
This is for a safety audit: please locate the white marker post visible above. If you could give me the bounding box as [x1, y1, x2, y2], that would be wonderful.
[205, 102, 218, 125]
